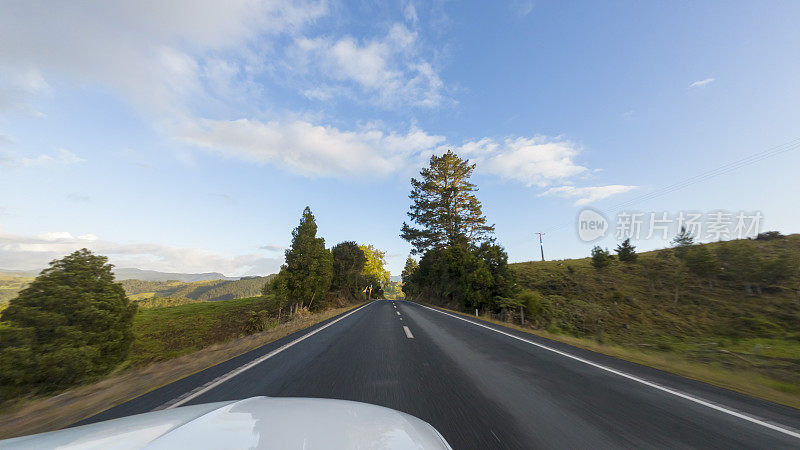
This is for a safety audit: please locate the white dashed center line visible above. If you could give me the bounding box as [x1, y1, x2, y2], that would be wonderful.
[403, 326, 414, 339]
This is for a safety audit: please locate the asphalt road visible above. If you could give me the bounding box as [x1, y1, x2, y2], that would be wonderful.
[77, 300, 800, 449]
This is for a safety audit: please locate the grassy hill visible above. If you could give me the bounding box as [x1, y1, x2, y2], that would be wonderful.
[120, 275, 276, 308]
[0, 275, 33, 303]
[506, 234, 800, 402]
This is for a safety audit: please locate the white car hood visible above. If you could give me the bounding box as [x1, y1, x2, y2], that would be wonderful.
[1, 397, 452, 449]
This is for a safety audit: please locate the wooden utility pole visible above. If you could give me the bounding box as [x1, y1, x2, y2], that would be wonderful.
[535, 232, 545, 261]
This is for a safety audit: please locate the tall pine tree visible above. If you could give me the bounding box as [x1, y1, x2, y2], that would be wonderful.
[274, 207, 333, 312]
[401, 150, 494, 254]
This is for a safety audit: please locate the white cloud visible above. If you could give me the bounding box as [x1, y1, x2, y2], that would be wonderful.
[0, 0, 328, 116]
[175, 117, 445, 177]
[0, 2, 629, 205]
[509, 0, 536, 17]
[36, 231, 76, 241]
[0, 69, 51, 116]
[403, 2, 419, 24]
[539, 185, 637, 206]
[66, 193, 92, 203]
[0, 229, 282, 277]
[454, 136, 587, 187]
[689, 78, 715, 89]
[290, 23, 444, 107]
[176, 116, 620, 197]
[259, 244, 286, 252]
[0, 1, 442, 117]
[1, 149, 84, 168]
[301, 86, 336, 101]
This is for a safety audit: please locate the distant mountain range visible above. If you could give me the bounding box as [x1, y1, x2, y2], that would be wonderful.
[0, 268, 237, 282]
[112, 268, 237, 282]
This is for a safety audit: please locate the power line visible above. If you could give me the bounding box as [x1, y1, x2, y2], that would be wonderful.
[540, 136, 800, 234]
[605, 137, 800, 213]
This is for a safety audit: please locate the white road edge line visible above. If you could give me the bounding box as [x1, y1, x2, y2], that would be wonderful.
[418, 304, 800, 440]
[160, 302, 374, 410]
[403, 325, 414, 339]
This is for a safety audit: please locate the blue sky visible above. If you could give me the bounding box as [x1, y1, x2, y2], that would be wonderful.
[1, 1, 799, 276]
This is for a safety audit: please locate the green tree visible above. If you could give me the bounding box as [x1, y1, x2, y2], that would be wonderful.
[0, 249, 137, 399]
[410, 238, 514, 312]
[716, 240, 762, 294]
[383, 281, 405, 300]
[473, 241, 516, 305]
[414, 243, 477, 309]
[401, 256, 419, 300]
[615, 238, 638, 263]
[401, 150, 494, 254]
[671, 226, 695, 260]
[591, 246, 611, 269]
[331, 241, 367, 300]
[756, 231, 784, 241]
[684, 245, 718, 287]
[273, 207, 333, 312]
[360, 244, 390, 299]
[761, 251, 798, 285]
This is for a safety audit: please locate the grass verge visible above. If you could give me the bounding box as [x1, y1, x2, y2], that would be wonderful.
[422, 302, 800, 410]
[0, 303, 361, 440]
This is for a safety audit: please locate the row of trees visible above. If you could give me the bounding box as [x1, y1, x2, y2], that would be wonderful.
[263, 207, 389, 317]
[0, 207, 391, 401]
[400, 151, 516, 313]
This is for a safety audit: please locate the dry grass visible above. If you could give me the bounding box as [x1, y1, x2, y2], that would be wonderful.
[0, 304, 360, 440]
[427, 303, 800, 410]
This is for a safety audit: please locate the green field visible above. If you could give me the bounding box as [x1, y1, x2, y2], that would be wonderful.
[125, 295, 277, 367]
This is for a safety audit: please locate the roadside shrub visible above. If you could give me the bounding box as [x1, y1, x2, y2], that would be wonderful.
[242, 310, 270, 334]
[519, 290, 551, 326]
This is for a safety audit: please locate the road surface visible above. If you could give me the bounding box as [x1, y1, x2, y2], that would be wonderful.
[77, 300, 800, 449]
